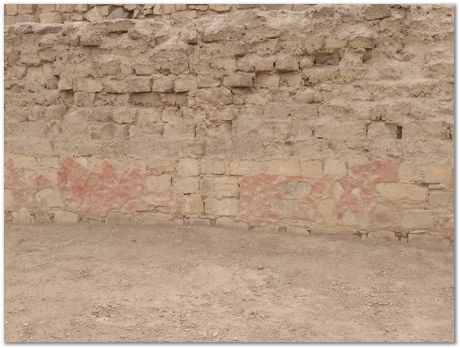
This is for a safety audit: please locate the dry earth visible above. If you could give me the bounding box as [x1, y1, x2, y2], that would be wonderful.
[5, 223, 454, 342]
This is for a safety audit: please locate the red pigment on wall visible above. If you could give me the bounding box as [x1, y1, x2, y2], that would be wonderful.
[5, 158, 52, 211]
[238, 174, 327, 224]
[57, 158, 181, 217]
[336, 160, 399, 218]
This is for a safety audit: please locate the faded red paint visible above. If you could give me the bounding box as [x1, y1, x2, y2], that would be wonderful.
[5, 157, 182, 218]
[336, 160, 399, 218]
[238, 160, 400, 225]
[238, 174, 327, 224]
[5, 158, 52, 211]
[57, 158, 181, 217]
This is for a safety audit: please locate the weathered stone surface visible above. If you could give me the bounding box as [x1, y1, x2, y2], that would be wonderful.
[36, 188, 62, 208]
[324, 160, 347, 177]
[223, 73, 254, 88]
[428, 191, 453, 207]
[229, 160, 264, 176]
[3, 6, 454, 242]
[201, 158, 226, 175]
[112, 108, 136, 124]
[205, 198, 238, 216]
[300, 160, 323, 178]
[177, 159, 200, 176]
[402, 210, 435, 229]
[375, 183, 427, 202]
[174, 76, 197, 92]
[127, 77, 152, 93]
[266, 158, 301, 176]
[53, 211, 79, 223]
[255, 73, 280, 88]
[183, 194, 204, 215]
[214, 177, 238, 198]
[146, 175, 171, 191]
[364, 4, 391, 20]
[275, 55, 299, 72]
[398, 162, 423, 182]
[209, 4, 233, 12]
[173, 177, 200, 194]
[424, 165, 452, 185]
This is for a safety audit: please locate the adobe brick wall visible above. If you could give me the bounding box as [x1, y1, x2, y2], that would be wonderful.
[4, 5, 454, 242]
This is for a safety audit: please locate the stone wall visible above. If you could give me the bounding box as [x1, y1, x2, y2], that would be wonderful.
[4, 3, 311, 25]
[4, 5, 454, 242]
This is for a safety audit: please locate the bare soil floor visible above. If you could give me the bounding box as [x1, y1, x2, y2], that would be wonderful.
[5, 223, 454, 342]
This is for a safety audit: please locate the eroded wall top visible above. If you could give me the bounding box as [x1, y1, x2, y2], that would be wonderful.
[5, 3, 313, 25]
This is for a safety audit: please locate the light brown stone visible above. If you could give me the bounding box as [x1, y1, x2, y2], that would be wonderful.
[324, 160, 347, 177]
[375, 183, 427, 202]
[177, 159, 200, 176]
[205, 198, 238, 216]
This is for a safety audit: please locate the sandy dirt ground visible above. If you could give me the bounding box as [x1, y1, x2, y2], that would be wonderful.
[4, 223, 454, 342]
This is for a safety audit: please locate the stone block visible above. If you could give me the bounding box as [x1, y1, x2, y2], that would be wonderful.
[205, 198, 238, 216]
[112, 108, 136, 124]
[300, 160, 323, 178]
[223, 73, 254, 88]
[364, 4, 391, 20]
[5, 4, 18, 15]
[74, 78, 103, 93]
[106, 211, 134, 224]
[398, 162, 423, 182]
[173, 177, 200, 194]
[146, 175, 171, 191]
[197, 76, 221, 88]
[162, 4, 175, 14]
[174, 76, 198, 92]
[102, 79, 128, 94]
[127, 77, 151, 93]
[424, 164, 452, 185]
[402, 210, 435, 229]
[18, 4, 35, 14]
[283, 182, 308, 198]
[375, 183, 427, 203]
[215, 177, 239, 197]
[275, 55, 299, 72]
[177, 159, 200, 176]
[39, 12, 63, 23]
[229, 160, 263, 176]
[136, 108, 162, 125]
[273, 200, 299, 215]
[36, 188, 62, 208]
[213, 57, 236, 71]
[324, 160, 347, 177]
[12, 208, 32, 224]
[74, 92, 95, 107]
[183, 194, 204, 215]
[194, 87, 233, 105]
[209, 4, 233, 12]
[53, 211, 79, 223]
[266, 158, 301, 176]
[4, 16, 16, 25]
[153, 75, 175, 93]
[317, 199, 336, 221]
[201, 158, 226, 174]
[255, 73, 280, 89]
[428, 191, 453, 207]
[58, 76, 73, 91]
[295, 89, 315, 103]
[5, 190, 13, 211]
[238, 55, 275, 72]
